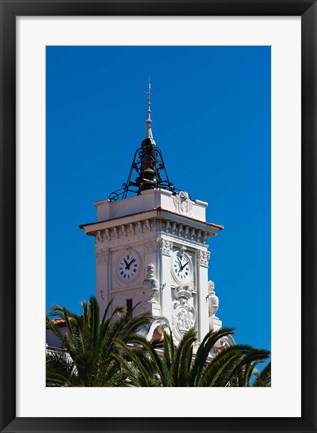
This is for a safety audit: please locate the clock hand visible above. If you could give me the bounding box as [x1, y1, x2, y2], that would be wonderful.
[180, 262, 189, 271]
[127, 258, 136, 268]
[124, 258, 136, 270]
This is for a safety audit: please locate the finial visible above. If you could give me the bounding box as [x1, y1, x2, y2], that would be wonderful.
[145, 78, 155, 144]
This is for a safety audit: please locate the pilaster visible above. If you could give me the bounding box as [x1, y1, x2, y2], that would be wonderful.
[159, 237, 173, 324]
[95, 234, 111, 313]
[196, 249, 211, 340]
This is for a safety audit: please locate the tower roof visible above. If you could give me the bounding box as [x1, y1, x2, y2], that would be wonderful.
[108, 82, 175, 202]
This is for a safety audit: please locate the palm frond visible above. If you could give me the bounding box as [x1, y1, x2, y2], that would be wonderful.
[189, 327, 235, 386]
[253, 361, 271, 387]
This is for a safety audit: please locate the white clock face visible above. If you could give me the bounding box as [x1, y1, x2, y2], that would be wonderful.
[172, 251, 193, 283]
[118, 253, 139, 281]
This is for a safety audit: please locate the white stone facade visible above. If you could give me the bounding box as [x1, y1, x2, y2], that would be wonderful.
[81, 188, 223, 343]
[95, 188, 207, 222]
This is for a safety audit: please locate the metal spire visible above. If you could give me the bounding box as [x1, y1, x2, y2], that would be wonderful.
[145, 79, 155, 144]
[108, 80, 175, 201]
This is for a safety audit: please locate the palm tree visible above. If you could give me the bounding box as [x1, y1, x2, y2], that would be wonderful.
[252, 361, 271, 387]
[114, 327, 270, 387]
[46, 296, 152, 387]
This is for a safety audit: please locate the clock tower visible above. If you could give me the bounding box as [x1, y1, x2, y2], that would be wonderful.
[80, 83, 223, 343]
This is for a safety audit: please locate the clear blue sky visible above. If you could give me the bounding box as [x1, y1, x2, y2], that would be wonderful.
[46, 46, 271, 351]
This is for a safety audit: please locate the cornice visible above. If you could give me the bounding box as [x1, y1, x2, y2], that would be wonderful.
[80, 208, 223, 237]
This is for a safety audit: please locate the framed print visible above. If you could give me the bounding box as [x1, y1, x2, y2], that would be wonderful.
[0, 1, 316, 432]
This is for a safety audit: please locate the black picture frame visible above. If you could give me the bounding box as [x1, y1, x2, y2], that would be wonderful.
[0, 1, 316, 432]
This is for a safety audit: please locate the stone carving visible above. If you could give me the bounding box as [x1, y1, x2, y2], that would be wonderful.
[135, 221, 142, 234]
[172, 281, 196, 342]
[198, 250, 211, 267]
[171, 222, 177, 234]
[96, 231, 103, 242]
[144, 263, 159, 304]
[191, 228, 196, 239]
[143, 219, 151, 232]
[207, 280, 219, 317]
[207, 280, 222, 332]
[105, 229, 111, 241]
[174, 282, 196, 299]
[95, 221, 208, 246]
[172, 297, 196, 342]
[173, 191, 193, 216]
[184, 226, 190, 238]
[160, 238, 173, 256]
[160, 222, 207, 244]
[165, 220, 171, 233]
